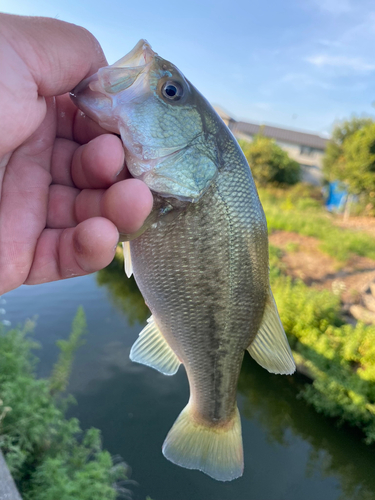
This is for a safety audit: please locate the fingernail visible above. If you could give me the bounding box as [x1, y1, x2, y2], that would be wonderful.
[115, 155, 127, 178]
[115, 164, 125, 177]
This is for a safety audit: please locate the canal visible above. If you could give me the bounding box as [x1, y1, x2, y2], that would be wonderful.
[2, 257, 375, 500]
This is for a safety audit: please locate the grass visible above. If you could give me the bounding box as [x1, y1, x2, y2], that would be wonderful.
[259, 186, 375, 262]
[285, 242, 300, 253]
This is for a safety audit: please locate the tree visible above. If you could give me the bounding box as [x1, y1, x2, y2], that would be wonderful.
[341, 122, 375, 196]
[239, 135, 300, 186]
[323, 116, 374, 183]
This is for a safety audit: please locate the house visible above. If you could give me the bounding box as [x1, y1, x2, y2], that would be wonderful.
[214, 107, 329, 185]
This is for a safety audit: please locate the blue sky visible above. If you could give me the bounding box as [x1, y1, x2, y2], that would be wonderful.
[2, 0, 375, 136]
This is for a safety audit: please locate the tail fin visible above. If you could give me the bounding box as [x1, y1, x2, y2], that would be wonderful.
[162, 404, 243, 481]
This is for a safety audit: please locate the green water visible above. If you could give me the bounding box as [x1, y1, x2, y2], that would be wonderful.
[2, 259, 375, 500]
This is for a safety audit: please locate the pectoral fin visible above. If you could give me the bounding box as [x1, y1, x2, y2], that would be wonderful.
[121, 241, 133, 278]
[130, 316, 181, 375]
[247, 290, 295, 375]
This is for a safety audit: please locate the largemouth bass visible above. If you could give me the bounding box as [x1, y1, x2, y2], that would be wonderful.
[71, 40, 295, 482]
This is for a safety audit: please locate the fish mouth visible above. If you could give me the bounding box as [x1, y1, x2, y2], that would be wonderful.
[70, 39, 156, 129]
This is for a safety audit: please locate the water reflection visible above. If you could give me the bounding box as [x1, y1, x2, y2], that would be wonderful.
[96, 254, 375, 500]
[96, 252, 149, 325]
[238, 355, 375, 500]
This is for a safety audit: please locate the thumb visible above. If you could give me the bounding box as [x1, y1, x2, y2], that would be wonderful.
[1, 14, 108, 97]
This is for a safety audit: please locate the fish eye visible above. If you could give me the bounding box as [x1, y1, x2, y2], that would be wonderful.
[161, 81, 183, 101]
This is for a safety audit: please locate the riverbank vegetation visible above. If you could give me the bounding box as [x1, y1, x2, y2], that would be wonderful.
[0, 308, 128, 500]
[260, 185, 375, 444]
[271, 262, 375, 444]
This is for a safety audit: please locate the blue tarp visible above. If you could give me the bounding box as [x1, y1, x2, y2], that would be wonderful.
[325, 181, 348, 213]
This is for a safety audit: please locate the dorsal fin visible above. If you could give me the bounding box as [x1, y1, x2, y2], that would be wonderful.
[247, 289, 295, 375]
[130, 316, 181, 376]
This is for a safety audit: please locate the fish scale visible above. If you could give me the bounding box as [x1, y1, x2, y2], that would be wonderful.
[131, 130, 268, 424]
[71, 38, 296, 482]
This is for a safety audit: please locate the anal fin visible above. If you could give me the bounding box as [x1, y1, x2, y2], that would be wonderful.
[130, 316, 181, 375]
[122, 241, 133, 278]
[247, 289, 295, 375]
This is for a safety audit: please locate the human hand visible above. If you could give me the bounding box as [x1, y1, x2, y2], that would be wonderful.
[0, 14, 153, 295]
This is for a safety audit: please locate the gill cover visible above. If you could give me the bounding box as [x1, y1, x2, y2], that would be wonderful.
[139, 138, 218, 201]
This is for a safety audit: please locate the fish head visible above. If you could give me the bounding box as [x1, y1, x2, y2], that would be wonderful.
[71, 40, 219, 201]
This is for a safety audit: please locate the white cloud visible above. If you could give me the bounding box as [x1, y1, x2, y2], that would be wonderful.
[317, 39, 343, 48]
[311, 0, 353, 14]
[340, 11, 375, 43]
[306, 55, 375, 72]
[281, 73, 335, 90]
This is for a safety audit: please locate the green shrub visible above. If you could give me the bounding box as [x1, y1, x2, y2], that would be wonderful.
[0, 309, 128, 499]
[239, 135, 300, 186]
[25, 428, 126, 500]
[323, 117, 375, 214]
[341, 123, 375, 198]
